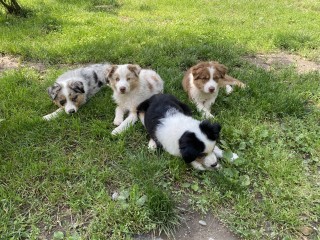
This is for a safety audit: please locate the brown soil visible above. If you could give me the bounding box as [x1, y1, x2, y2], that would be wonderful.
[0, 53, 47, 73]
[133, 209, 239, 240]
[163, 211, 239, 240]
[244, 52, 320, 74]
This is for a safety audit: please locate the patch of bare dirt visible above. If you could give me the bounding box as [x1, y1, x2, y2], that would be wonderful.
[0, 53, 86, 74]
[162, 211, 239, 240]
[0, 54, 20, 72]
[244, 52, 320, 74]
[0, 53, 47, 73]
[134, 207, 239, 240]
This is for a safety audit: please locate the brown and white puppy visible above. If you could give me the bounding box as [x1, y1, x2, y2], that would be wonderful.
[107, 64, 164, 135]
[182, 61, 245, 118]
[43, 64, 111, 120]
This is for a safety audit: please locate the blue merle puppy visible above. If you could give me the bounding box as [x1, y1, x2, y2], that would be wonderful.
[44, 63, 111, 120]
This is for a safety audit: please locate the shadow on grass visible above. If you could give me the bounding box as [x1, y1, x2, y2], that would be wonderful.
[54, 0, 122, 14]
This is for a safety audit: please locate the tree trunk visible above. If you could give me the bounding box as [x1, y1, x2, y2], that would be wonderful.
[0, 0, 23, 16]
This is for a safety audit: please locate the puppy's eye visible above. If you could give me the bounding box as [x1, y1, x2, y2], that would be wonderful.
[127, 77, 131, 81]
[72, 95, 78, 102]
[116, 77, 120, 82]
[59, 100, 66, 106]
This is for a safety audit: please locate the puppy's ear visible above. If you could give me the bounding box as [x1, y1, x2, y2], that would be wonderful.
[128, 64, 141, 77]
[199, 120, 221, 141]
[106, 65, 117, 83]
[179, 132, 205, 163]
[191, 64, 204, 79]
[70, 81, 85, 93]
[191, 62, 210, 80]
[47, 83, 61, 100]
[213, 62, 227, 79]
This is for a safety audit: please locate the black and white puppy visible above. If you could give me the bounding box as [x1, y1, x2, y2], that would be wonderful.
[44, 63, 111, 120]
[137, 94, 223, 170]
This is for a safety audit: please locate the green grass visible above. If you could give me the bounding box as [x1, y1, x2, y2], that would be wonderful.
[1, 0, 320, 239]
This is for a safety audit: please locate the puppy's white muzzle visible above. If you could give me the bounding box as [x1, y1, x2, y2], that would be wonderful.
[65, 102, 78, 114]
[203, 152, 220, 169]
[116, 80, 130, 94]
[204, 80, 218, 94]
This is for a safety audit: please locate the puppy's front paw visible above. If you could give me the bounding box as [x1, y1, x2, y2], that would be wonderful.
[111, 127, 122, 135]
[225, 85, 233, 95]
[43, 114, 58, 121]
[202, 112, 214, 119]
[113, 118, 123, 126]
[148, 139, 157, 150]
[43, 115, 52, 121]
[231, 153, 239, 162]
[238, 82, 246, 88]
[191, 161, 206, 171]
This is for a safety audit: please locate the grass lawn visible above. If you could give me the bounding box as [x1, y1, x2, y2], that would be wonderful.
[0, 0, 319, 239]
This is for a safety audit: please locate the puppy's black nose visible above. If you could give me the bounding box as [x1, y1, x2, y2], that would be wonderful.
[211, 162, 218, 168]
[120, 87, 126, 93]
[209, 87, 215, 93]
[68, 109, 75, 114]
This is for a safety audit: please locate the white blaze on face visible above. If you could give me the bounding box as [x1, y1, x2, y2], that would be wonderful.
[203, 151, 218, 168]
[61, 83, 78, 114]
[115, 65, 131, 93]
[203, 67, 219, 94]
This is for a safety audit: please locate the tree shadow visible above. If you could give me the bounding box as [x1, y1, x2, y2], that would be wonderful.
[54, 0, 122, 14]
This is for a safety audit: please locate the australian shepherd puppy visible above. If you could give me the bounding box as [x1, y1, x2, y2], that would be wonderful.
[182, 61, 245, 118]
[44, 63, 111, 120]
[107, 64, 163, 135]
[138, 94, 226, 171]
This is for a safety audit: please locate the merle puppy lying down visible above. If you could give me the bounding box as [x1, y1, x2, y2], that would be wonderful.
[43, 63, 110, 120]
[137, 94, 236, 170]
